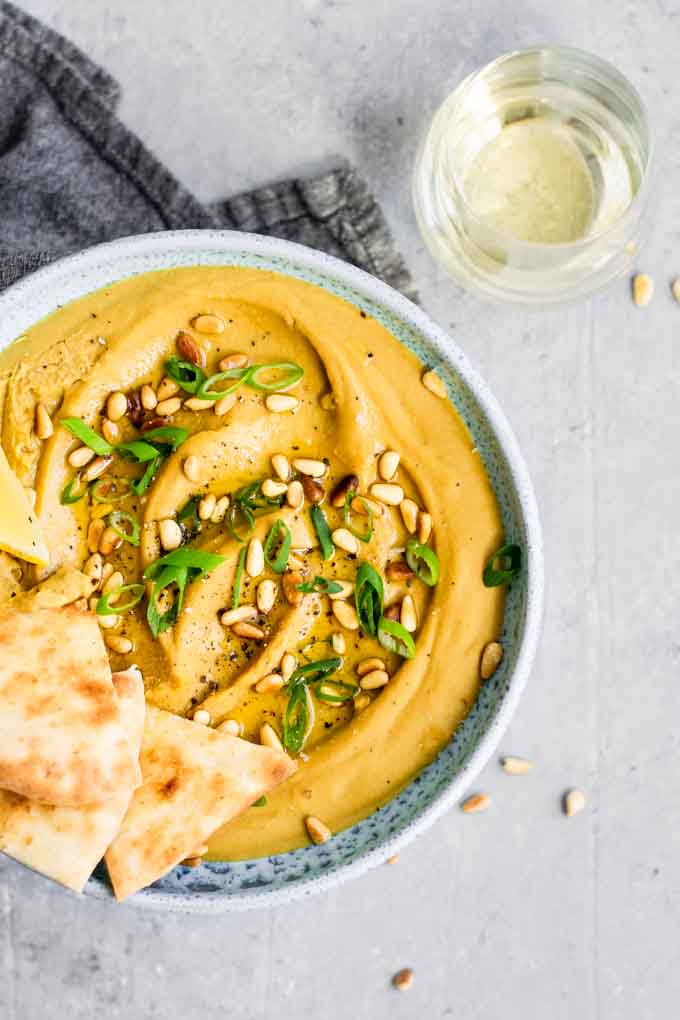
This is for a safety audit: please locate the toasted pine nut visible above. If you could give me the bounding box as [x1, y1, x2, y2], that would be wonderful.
[255, 672, 284, 694]
[320, 392, 335, 411]
[332, 599, 359, 630]
[87, 519, 105, 553]
[192, 313, 225, 335]
[105, 635, 133, 654]
[379, 450, 400, 481]
[218, 719, 243, 737]
[211, 495, 229, 523]
[156, 396, 182, 416]
[101, 570, 124, 597]
[461, 793, 491, 814]
[99, 526, 123, 556]
[370, 482, 404, 506]
[257, 578, 277, 613]
[392, 968, 414, 992]
[156, 377, 180, 401]
[351, 495, 384, 517]
[331, 528, 359, 555]
[417, 511, 432, 544]
[359, 669, 389, 690]
[83, 553, 103, 585]
[176, 331, 206, 367]
[218, 352, 249, 372]
[34, 403, 53, 440]
[356, 657, 386, 677]
[632, 272, 654, 307]
[262, 478, 288, 499]
[422, 369, 447, 398]
[231, 621, 265, 640]
[353, 692, 371, 712]
[327, 580, 353, 601]
[564, 789, 586, 817]
[305, 815, 331, 845]
[82, 455, 113, 482]
[220, 605, 258, 626]
[286, 479, 304, 510]
[193, 709, 211, 725]
[330, 473, 359, 508]
[99, 562, 115, 590]
[385, 560, 413, 582]
[292, 458, 326, 478]
[282, 570, 304, 607]
[266, 394, 298, 413]
[331, 632, 346, 655]
[672, 278, 680, 305]
[214, 392, 238, 416]
[246, 537, 264, 578]
[140, 384, 157, 410]
[260, 722, 284, 752]
[97, 613, 120, 630]
[68, 445, 95, 468]
[480, 641, 503, 680]
[159, 518, 183, 551]
[400, 499, 419, 534]
[101, 418, 120, 445]
[501, 756, 533, 775]
[106, 391, 128, 421]
[185, 397, 214, 411]
[280, 652, 297, 683]
[400, 594, 417, 633]
[386, 854, 400, 865]
[183, 455, 202, 483]
[198, 493, 216, 520]
[271, 454, 290, 481]
[182, 856, 204, 869]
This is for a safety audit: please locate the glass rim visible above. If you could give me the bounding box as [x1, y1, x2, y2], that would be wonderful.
[440, 44, 654, 253]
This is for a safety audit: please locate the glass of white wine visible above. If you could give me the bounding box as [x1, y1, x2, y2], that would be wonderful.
[412, 46, 653, 306]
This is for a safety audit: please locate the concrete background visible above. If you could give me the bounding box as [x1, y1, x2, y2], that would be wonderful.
[2, 1, 679, 1017]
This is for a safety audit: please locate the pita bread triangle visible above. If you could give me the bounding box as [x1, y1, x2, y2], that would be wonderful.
[105, 706, 297, 901]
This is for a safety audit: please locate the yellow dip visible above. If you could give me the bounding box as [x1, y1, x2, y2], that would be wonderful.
[0, 266, 504, 859]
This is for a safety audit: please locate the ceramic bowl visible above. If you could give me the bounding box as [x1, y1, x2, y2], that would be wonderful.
[0, 230, 543, 911]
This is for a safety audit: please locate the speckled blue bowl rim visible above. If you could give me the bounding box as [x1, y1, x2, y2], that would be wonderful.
[0, 230, 543, 913]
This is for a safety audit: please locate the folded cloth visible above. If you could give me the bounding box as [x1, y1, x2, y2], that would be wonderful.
[0, 2, 414, 299]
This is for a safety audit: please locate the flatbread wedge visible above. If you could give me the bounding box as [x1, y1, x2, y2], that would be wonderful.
[0, 667, 145, 893]
[105, 707, 297, 901]
[0, 605, 142, 804]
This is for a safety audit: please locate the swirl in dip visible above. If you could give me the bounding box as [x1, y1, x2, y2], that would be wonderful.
[0, 267, 506, 859]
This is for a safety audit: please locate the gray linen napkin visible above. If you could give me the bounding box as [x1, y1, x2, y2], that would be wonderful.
[0, 1, 414, 299]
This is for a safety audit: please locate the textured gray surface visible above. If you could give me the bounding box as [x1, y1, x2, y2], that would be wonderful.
[2, 1, 679, 1018]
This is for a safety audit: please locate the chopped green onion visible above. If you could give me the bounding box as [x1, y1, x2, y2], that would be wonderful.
[108, 510, 141, 547]
[140, 426, 189, 450]
[225, 502, 255, 542]
[164, 356, 206, 394]
[287, 657, 342, 685]
[296, 576, 343, 595]
[251, 796, 268, 807]
[483, 543, 522, 587]
[377, 616, 416, 659]
[283, 683, 314, 754]
[60, 475, 87, 505]
[146, 564, 188, 637]
[143, 547, 226, 580]
[343, 492, 374, 543]
[177, 496, 201, 533]
[91, 476, 132, 503]
[196, 368, 250, 401]
[405, 538, 440, 586]
[60, 417, 112, 456]
[354, 562, 384, 636]
[246, 361, 304, 392]
[310, 505, 333, 560]
[315, 678, 358, 703]
[96, 583, 145, 615]
[115, 439, 162, 463]
[263, 519, 291, 573]
[131, 455, 161, 496]
[232, 546, 247, 609]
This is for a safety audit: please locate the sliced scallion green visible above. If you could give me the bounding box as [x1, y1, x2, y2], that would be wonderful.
[296, 576, 343, 595]
[315, 678, 358, 703]
[91, 476, 132, 503]
[60, 417, 112, 456]
[108, 510, 141, 547]
[343, 492, 374, 543]
[482, 543, 522, 587]
[164, 356, 206, 394]
[354, 562, 384, 636]
[115, 439, 162, 463]
[246, 361, 303, 392]
[263, 519, 291, 573]
[96, 583, 145, 615]
[60, 475, 87, 505]
[377, 616, 416, 659]
[283, 683, 314, 754]
[232, 546, 247, 610]
[196, 368, 250, 401]
[310, 505, 333, 560]
[131, 455, 160, 496]
[405, 538, 440, 586]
